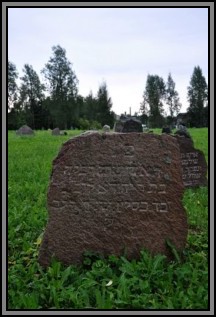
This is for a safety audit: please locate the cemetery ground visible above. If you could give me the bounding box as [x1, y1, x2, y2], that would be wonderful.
[8, 128, 208, 310]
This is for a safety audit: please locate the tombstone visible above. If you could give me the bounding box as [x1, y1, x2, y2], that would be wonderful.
[162, 126, 171, 134]
[113, 117, 143, 133]
[122, 118, 143, 133]
[113, 121, 124, 132]
[114, 117, 143, 133]
[103, 125, 110, 132]
[174, 124, 191, 139]
[174, 135, 207, 188]
[16, 125, 34, 135]
[52, 128, 60, 136]
[38, 132, 188, 267]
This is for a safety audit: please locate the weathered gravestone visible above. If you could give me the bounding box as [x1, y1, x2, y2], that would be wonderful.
[52, 128, 60, 136]
[103, 125, 110, 132]
[113, 121, 124, 132]
[174, 135, 207, 188]
[174, 124, 191, 139]
[114, 118, 143, 133]
[122, 118, 143, 133]
[16, 125, 34, 135]
[38, 132, 188, 266]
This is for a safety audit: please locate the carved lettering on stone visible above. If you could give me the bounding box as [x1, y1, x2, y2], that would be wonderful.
[175, 136, 207, 188]
[39, 132, 188, 266]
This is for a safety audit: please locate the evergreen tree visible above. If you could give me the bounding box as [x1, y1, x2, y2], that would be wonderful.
[84, 90, 98, 122]
[187, 66, 208, 127]
[8, 61, 18, 110]
[41, 45, 79, 129]
[96, 82, 115, 127]
[166, 73, 181, 118]
[19, 64, 45, 129]
[142, 74, 166, 128]
[140, 95, 149, 115]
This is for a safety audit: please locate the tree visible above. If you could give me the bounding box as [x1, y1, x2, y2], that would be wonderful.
[8, 61, 18, 110]
[96, 82, 115, 127]
[41, 45, 79, 129]
[141, 74, 166, 128]
[139, 93, 149, 125]
[19, 64, 45, 129]
[84, 91, 98, 122]
[166, 73, 181, 119]
[187, 66, 208, 127]
[140, 93, 149, 115]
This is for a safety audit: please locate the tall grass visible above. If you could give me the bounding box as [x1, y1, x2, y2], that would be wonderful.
[8, 128, 208, 310]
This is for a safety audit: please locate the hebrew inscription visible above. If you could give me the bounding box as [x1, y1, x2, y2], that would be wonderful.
[175, 136, 208, 188]
[39, 132, 188, 266]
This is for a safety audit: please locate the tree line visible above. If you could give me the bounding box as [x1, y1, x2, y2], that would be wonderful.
[8, 45, 115, 130]
[140, 67, 208, 128]
[8, 44, 208, 130]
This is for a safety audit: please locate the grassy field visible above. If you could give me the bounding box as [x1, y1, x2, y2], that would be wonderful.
[8, 128, 208, 310]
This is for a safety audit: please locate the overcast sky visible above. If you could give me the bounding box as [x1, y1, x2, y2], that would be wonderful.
[8, 7, 208, 116]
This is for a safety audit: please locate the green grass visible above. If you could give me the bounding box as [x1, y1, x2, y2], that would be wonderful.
[8, 128, 208, 310]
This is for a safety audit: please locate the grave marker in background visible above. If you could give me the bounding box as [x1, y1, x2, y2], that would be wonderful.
[175, 135, 208, 188]
[103, 125, 110, 132]
[114, 117, 143, 133]
[16, 125, 34, 135]
[52, 128, 60, 135]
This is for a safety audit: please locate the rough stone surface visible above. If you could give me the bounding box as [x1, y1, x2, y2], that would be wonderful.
[16, 125, 34, 135]
[114, 118, 143, 133]
[52, 128, 60, 135]
[103, 125, 110, 132]
[113, 121, 124, 132]
[39, 132, 188, 266]
[122, 118, 143, 133]
[174, 135, 208, 188]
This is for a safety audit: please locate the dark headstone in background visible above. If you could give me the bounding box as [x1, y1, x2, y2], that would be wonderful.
[16, 125, 34, 135]
[122, 118, 143, 133]
[52, 128, 60, 135]
[114, 117, 142, 133]
[175, 135, 207, 188]
[39, 132, 188, 267]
